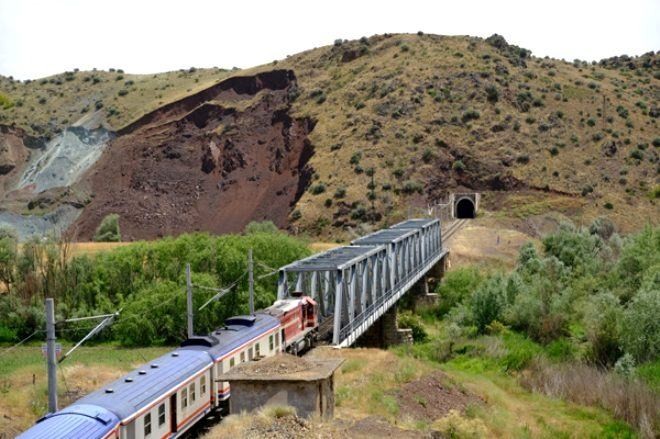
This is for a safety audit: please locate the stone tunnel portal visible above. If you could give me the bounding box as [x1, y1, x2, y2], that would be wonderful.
[456, 198, 475, 219]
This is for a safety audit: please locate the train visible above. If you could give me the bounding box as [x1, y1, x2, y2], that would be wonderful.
[19, 294, 318, 439]
[20, 217, 442, 439]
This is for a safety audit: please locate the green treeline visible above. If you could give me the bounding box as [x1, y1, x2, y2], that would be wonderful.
[0, 229, 310, 346]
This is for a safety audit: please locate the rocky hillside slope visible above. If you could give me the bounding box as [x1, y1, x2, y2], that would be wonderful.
[0, 34, 657, 239]
[73, 70, 315, 240]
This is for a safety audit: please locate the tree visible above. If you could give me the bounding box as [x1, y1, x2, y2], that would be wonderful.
[471, 275, 506, 333]
[0, 226, 17, 292]
[93, 214, 121, 242]
[620, 288, 660, 363]
[244, 221, 279, 235]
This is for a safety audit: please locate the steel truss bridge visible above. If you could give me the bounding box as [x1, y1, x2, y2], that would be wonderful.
[277, 219, 450, 347]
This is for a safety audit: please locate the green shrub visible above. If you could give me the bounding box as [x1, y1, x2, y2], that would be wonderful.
[620, 288, 660, 363]
[485, 85, 499, 103]
[0, 93, 14, 110]
[310, 183, 326, 195]
[401, 180, 423, 195]
[500, 332, 541, 371]
[452, 160, 466, 172]
[0, 325, 17, 342]
[422, 148, 434, 163]
[545, 338, 576, 362]
[471, 276, 506, 334]
[435, 267, 484, 316]
[93, 214, 121, 242]
[461, 109, 480, 123]
[615, 226, 660, 297]
[244, 220, 279, 235]
[397, 311, 428, 342]
[334, 187, 346, 199]
[583, 293, 623, 365]
[589, 217, 616, 240]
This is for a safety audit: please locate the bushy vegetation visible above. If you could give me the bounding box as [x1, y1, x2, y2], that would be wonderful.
[0, 232, 310, 346]
[93, 213, 121, 242]
[434, 222, 659, 367]
[400, 222, 659, 437]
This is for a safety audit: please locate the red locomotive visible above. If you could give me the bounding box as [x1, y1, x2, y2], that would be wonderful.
[263, 291, 318, 355]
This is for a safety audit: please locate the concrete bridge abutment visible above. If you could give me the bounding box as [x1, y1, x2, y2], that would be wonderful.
[355, 304, 413, 348]
[410, 253, 449, 310]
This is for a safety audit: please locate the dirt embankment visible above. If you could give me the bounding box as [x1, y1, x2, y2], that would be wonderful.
[72, 70, 316, 240]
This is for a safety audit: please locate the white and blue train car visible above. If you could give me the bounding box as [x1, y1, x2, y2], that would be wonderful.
[19, 313, 284, 439]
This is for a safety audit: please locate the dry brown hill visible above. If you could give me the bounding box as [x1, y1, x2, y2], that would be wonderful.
[0, 34, 658, 239]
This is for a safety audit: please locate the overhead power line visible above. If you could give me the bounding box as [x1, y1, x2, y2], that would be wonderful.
[0, 329, 41, 358]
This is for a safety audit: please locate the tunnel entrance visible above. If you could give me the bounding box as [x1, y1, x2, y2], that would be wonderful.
[456, 198, 475, 219]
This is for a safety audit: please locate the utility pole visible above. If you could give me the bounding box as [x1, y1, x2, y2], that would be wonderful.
[186, 263, 193, 339]
[45, 298, 57, 413]
[248, 249, 255, 315]
[370, 168, 376, 225]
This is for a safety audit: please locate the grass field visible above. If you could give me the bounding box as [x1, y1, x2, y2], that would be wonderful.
[0, 345, 169, 435]
[206, 345, 634, 438]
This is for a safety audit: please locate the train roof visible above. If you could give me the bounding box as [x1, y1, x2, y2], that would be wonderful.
[390, 218, 440, 229]
[76, 349, 212, 421]
[182, 313, 280, 361]
[18, 404, 119, 439]
[351, 228, 417, 246]
[207, 313, 280, 360]
[264, 297, 317, 315]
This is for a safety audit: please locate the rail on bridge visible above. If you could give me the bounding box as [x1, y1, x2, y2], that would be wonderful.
[277, 219, 447, 347]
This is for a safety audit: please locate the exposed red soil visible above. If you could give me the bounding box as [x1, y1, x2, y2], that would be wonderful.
[0, 124, 43, 194]
[72, 70, 316, 240]
[394, 371, 483, 421]
[345, 416, 429, 438]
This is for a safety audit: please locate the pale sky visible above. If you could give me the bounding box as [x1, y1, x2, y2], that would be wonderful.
[0, 0, 658, 80]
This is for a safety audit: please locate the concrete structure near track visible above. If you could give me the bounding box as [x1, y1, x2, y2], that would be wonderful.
[220, 357, 343, 419]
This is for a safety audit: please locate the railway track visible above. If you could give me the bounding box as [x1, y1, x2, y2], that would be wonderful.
[442, 218, 467, 241]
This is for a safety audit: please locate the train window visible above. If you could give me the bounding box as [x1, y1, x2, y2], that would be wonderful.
[144, 413, 152, 437]
[158, 404, 165, 427]
[240, 351, 245, 363]
[229, 357, 235, 368]
[255, 343, 261, 357]
[190, 383, 196, 403]
[181, 388, 188, 410]
[269, 334, 274, 351]
[201, 376, 206, 395]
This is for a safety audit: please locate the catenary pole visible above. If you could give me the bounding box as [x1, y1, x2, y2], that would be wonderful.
[186, 263, 193, 338]
[248, 249, 255, 315]
[45, 298, 57, 413]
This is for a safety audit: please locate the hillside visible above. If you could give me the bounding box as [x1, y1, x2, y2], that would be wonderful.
[0, 34, 658, 239]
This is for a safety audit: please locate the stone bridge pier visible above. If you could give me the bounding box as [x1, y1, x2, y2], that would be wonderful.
[355, 304, 413, 348]
[410, 253, 448, 309]
[356, 253, 449, 348]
